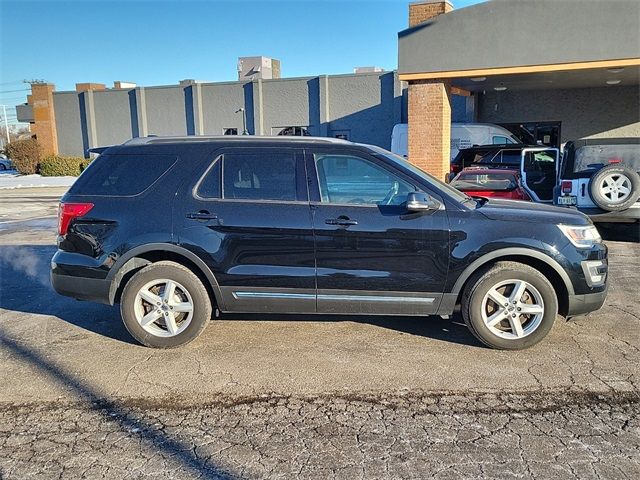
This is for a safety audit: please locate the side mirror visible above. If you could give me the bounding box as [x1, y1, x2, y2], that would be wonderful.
[406, 192, 441, 212]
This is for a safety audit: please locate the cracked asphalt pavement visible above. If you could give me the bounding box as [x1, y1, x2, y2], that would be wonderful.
[1, 187, 639, 479]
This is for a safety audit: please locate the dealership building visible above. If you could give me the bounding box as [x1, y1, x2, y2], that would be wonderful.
[16, 0, 640, 180]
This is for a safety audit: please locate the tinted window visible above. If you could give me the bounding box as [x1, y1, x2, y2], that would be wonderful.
[451, 171, 518, 191]
[460, 150, 500, 167]
[223, 152, 297, 201]
[573, 144, 640, 174]
[316, 154, 414, 206]
[70, 153, 176, 196]
[500, 150, 523, 166]
[197, 158, 221, 198]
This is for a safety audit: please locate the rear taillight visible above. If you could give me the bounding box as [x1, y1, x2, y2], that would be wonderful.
[561, 181, 573, 194]
[450, 164, 461, 174]
[58, 202, 93, 236]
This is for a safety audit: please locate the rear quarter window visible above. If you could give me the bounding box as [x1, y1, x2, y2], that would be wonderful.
[69, 153, 177, 196]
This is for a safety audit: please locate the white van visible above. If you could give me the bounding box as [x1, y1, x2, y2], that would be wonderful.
[391, 123, 520, 160]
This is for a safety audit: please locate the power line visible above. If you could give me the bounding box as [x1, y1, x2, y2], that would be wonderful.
[0, 89, 29, 94]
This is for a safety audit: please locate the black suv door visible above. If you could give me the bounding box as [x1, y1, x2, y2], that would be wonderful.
[306, 147, 449, 315]
[176, 146, 316, 313]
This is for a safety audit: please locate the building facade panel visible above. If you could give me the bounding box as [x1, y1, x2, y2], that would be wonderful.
[478, 86, 640, 143]
[92, 89, 134, 147]
[326, 72, 400, 148]
[143, 86, 189, 136]
[261, 78, 312, 136]
[200, 82, 248, 135]
[53, 92, 84, 157]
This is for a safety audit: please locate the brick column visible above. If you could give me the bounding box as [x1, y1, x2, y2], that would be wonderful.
[409, 1, 453, 27]
[407, 79, 451, 181]
[30, 83, 58, 156]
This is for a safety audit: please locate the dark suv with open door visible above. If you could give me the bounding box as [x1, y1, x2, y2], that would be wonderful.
[52, 136, 607, 350]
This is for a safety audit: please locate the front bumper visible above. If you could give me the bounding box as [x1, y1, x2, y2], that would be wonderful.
[566, 287, 607, 317]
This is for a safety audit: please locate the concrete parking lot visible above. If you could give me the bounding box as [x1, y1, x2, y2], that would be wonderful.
[1, 187, 639, 479]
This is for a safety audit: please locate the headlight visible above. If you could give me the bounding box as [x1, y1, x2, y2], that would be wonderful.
[557, 224, 602, 248]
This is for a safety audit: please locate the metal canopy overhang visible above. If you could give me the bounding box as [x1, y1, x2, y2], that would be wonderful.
[398, 0, 640, 89]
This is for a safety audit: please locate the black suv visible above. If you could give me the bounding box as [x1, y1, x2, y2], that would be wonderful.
[52, 136, 608, 350]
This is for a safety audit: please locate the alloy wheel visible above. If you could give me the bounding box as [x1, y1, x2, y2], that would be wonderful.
[481, 279, 545, 340]
[133, 278, 194, 337]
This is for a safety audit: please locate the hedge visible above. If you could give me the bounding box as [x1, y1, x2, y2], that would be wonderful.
[5, 139, 41, 175]
[39, 155, 92, 177]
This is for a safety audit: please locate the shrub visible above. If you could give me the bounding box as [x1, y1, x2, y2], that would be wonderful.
[5, 139, 41, 174]
[40, 155, 90, 177]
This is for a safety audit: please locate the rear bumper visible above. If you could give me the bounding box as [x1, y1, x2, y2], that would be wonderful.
[566, 288, 607, 317]
[51, 271, 112, 305]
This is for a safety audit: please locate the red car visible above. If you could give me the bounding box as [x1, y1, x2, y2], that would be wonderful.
[450, 168, 531, 201]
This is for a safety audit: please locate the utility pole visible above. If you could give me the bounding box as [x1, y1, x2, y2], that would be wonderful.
[0, 105, 10, 147]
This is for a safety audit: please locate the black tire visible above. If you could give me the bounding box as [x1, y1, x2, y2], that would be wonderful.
[461, 261, 558, 350]
[0, 164, 6, 171]
[120, 261, 212, 348]
[589, 165, 640, 212]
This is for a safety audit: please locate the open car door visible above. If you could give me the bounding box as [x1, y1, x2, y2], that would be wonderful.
[520, 147, 559, 203]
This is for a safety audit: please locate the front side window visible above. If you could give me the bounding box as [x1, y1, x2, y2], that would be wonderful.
[315, 153, 414, 206]
[222, 151, 297, 201]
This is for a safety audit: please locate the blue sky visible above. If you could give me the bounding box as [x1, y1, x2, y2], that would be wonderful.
[0, 0, 485, 124]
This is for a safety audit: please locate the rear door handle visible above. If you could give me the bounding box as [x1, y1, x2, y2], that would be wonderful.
[325, 217, 358, 226]
[186, 211, 218, 220]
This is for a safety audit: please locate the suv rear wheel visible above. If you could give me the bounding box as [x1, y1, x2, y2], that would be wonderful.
[461, 262, 558, 350]
[120, 261, 212, 348]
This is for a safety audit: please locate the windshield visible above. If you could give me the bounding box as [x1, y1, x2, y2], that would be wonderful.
[574, 144, 640, 174]
[368, 145, 471, 203]
[451, 171, 517, 191]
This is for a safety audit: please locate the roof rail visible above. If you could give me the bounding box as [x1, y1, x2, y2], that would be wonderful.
[122, 135, 352, 146]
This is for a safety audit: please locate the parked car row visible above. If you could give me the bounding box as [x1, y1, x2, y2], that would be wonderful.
[447, 138, 640, 224]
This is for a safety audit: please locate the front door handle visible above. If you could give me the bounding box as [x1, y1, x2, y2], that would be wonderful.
[186, 211, 218, 221]
[325, 216, 358, 226]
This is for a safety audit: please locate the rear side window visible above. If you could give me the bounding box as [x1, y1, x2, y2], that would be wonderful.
[70, 153, 177, 196]
[222, 152, 297, 201]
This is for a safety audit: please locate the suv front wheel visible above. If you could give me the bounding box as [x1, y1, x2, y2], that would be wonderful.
[461, 262, 558, 350]
[120, 261, 212, 348]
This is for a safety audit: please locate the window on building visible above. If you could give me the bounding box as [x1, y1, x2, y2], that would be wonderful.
[222, 151, 297, 201]
[315, 154, 414, 206]
[223, 128, 238, 136]
[277, 126, 311, 137]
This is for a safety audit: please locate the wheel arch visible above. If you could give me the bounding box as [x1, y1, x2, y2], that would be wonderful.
[107, 243, 223, 309]
[451, 248, 573, 316]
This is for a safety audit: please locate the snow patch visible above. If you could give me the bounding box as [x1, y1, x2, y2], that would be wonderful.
[0, 173, 76, 189]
